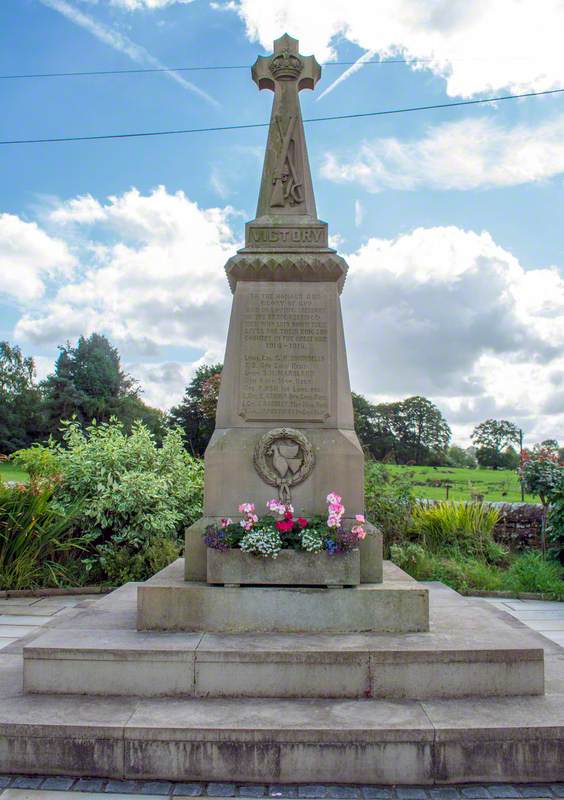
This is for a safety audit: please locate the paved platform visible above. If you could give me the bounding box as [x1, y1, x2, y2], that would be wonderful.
[0, 567, 562, 784]
[22, 578, 544, 699]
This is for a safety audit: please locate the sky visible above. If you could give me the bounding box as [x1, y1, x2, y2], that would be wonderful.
[1, 0, 563, 447]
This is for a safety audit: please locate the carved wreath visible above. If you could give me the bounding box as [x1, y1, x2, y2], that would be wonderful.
[253, 427, 315, 502]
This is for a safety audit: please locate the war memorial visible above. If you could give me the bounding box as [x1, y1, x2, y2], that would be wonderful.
[0, 35, 562, 786]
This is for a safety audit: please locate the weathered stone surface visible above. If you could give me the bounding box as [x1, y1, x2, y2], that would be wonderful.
[206, 548, 360, 587]
[138, 560, 428, 634]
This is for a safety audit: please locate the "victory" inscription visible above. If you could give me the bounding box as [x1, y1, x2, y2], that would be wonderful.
[246, 226, 328, 248]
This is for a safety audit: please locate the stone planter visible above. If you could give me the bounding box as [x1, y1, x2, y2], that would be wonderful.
[206, 548, 360, 587]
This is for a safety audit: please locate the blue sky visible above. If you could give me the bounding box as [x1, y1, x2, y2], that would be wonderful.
[1, 0, 563, 445]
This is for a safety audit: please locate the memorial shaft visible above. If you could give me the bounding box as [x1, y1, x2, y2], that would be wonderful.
[185, 35, 367, 579]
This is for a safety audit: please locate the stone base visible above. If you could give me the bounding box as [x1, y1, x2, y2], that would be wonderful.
[1, 572, 562, 783]
[138, 559, 426, 633]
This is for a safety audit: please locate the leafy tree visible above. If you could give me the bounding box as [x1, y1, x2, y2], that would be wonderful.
[353, 393, 395, 459]
[169, 363, 223, 456]
[446, 445, 477, 469]
[400, 395, 451, 465]
[0, 342, 45, 453]
[519, 445, 564, 561]
[471, 419, 520, 470]
[41, 333, 139, 434]
[353, 394, 451, 465]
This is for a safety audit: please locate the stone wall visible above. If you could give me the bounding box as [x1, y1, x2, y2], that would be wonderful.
[489, 502, 545, 551]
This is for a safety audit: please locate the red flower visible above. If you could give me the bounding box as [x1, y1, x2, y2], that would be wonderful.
[276, 520, 294, 533]
[297, 517, 308, 529]
[283, 510, 293, 521]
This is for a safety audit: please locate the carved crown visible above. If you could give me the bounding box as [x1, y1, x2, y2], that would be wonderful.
[269, 49, 303, 80]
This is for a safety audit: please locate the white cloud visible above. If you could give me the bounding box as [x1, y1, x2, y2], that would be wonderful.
[341, 226, 564, 445]
[322, 114, 564, 192]
[108, 0, 193, 8]
[16, 187, 237, 364]
[40, 0, 218, 106]
[0, 214, 75, 303]
[224, 0, 564, 98]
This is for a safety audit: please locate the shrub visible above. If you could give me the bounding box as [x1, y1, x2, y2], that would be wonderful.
[11, 418, 204, 584]
[410, 501, 505, 563]
[0, 480, 88, 590]
[11, 445, 60, 480]
[505, 551, 564, 599]
[365, 462, 415, 554]
[95, 536, 181, 584]
[390, 543, 432, 579]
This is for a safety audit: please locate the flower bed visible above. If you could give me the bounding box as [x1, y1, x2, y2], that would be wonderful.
[204, 493, 366, 560]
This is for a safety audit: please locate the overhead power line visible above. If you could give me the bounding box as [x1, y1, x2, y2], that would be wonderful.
[1, 87, 562, 146]
[0, 56, 537, 81]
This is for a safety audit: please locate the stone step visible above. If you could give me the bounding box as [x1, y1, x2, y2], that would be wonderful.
[23, 627, 544, 699]
[0, 692, 562, 784]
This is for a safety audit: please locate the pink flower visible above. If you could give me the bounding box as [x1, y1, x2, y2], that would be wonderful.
[286, 503, 294, 515]
[326, 492, 342, 505]
[238, 502, 255, 514]
[352, 524, 366, 540]
[355, 514, 365, 524]
[266, 499, 285, 515]
[220, 517, 232, 528]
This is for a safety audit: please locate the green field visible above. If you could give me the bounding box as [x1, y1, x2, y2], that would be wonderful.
[383, 464, 539, 504]
[0, 463, 28, 483]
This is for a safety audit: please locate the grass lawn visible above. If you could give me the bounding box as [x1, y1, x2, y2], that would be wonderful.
[0, 462, 29, 483]
[383, 464, 539, 504]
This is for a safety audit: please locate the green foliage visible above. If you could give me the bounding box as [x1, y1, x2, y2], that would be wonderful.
[445, 445, 477, 469]
[12, 418, 204, 585]
[390, 499, 563, 599]
[505, 551, 564, 599]
[96, 536, 180, 584]
[0, 480, 88, 590]
[471, 419, 520, 469]
[169, 363, 223, 456]
[520, 445, 564, 560]
[0, 342, 45, 454]
[51, 418, 203, 539]
[353, 394, 450, 465]
[11, 445, 60, 480]
[365, 462, 415, 554]
[410, 501, 505, 564]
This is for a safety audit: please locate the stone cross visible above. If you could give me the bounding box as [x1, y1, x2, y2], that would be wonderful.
[252, 34, 321, 220]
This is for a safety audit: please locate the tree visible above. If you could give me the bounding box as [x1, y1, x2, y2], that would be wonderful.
[446, 445, 477, 469]
[353, 394, 451, 465]
[169, 364, 223, 456]
[41, 333, 138, 433]
[0, 342, 45, 453]
[399, 396, 451, 465]
[471, 419, 520, 470]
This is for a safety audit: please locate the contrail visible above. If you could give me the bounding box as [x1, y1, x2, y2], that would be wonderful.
[317, 49, 377, 101]
[39, 0, 220, 108]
